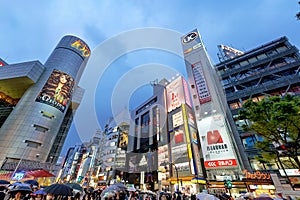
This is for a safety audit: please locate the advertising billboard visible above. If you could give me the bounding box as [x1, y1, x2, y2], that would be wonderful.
[197, 114, 237, 168]
[36, 69, 74, 112]
[192, 62, 211, 104]
[166, 76, 190, 112]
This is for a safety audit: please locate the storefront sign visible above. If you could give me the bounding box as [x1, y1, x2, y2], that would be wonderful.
[242, 170, 271, 180]
[279, 169, 300, 176]
[205, 159, 237, 168]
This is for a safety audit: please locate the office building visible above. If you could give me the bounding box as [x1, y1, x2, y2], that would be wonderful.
[215, 36, 300, 190]
[181, 29, 246, 192]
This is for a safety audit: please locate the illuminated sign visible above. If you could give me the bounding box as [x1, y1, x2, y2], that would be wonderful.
[242, 170, 271, 180]
[36, 69, 74, 112]
[166, 77, 191, 112]
[71, 40, 90, 57]
[192, 62, 211, 104]
[219, 44, 244, 59]
[0, 61, 5, 66]
[172, 111, 183, 128]
[197, 115, 238, 168]
[279, 169, 300, 176]
[12, 172, 25, 180]
[182, 31, 198, 44]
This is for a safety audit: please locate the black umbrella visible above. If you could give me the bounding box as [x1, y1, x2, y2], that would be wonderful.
[24, 180, 39, 186]
[44, 184, 73, 196]
[64, 183, 83, 192]
[9, 185, 33, 194]
[0, 180, 10, 185]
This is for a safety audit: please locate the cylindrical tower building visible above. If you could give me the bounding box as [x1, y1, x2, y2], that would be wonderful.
[0, 36, 90, 166]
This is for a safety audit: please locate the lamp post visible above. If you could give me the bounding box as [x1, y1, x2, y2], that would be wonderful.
[106, 167, 112, 186]
[162, 161, 179, 192]
[10, 140, 41, 181]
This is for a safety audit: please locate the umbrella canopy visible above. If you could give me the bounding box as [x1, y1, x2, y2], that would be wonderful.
[33, 189, 47, 195]
[196, 192, 219, 200]
[254, 193, 273, 200]
[9, 185, 33, 194]
[44, 184, 73, 196]
[64, 183, 83, 192]
[100, 183, 127, 199]
[0, 180, 10, 185]
[24, 180, 39, 186]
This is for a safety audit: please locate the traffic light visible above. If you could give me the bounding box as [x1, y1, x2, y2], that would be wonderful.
[77, 176, 84, 183]
[226, 180, 232, 189]
[224, 180, 232, 189]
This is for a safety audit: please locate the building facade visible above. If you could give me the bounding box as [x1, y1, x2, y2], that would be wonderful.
[215, 37, 300, 190]
[0, 36, 90, 173]
[181, 29, 247, 194]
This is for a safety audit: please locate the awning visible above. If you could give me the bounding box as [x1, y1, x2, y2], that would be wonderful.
[0, 169, 54, 180]
[26, 169, 55, 178]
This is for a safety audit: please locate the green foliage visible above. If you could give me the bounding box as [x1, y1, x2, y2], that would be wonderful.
[239, 94, 300, 168]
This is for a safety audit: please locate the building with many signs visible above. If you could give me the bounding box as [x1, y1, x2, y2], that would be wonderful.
[215, 36, 300, 191]
[181, 29, 247, 193]
[0, 35, 90, 178]
[127, 77, 206, 194]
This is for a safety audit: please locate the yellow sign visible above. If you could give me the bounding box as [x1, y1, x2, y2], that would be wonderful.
[71, 40, 90, 57]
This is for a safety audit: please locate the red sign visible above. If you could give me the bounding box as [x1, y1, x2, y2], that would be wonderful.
[0, 61, 5, 66]
[205, 159, 237, 168]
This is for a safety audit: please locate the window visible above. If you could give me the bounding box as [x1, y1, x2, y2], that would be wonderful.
[41, 111, 55, 119]
[257, 53, 267, 60]
[33, 124, 49, 133]
[240, 60, 249, 67]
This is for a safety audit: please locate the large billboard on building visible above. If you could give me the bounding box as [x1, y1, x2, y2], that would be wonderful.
[166, 76, 191, 112]
[197, 114, 237, 168]
[36, 69, 74, 112]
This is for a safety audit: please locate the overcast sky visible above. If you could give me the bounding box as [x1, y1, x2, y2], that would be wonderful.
[1, 1, 299, 155]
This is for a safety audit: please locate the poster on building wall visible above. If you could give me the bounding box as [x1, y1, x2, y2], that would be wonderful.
[157, 145, 169, 171]
[197, 114, 237, 168]
[166, 77, 186, 112]
[172, 111, 183, 128]
[192, 62, 211, 104]
[36, 69, 74, 112]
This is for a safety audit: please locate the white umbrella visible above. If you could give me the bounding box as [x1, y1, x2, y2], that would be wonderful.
[127, 186, 136, 192]
[196, 192, 219, 200]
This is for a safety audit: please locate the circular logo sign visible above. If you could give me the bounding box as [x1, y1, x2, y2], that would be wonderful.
[182, 31, 198, 44]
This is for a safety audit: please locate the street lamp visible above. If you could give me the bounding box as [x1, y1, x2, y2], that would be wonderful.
[106, 167, 112, 186]
[10, 140, 41, 181]
[161, 161, 179, 192]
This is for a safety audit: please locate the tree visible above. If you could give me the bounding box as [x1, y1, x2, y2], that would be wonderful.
[297, 2, 300, 20]
[239, 94, 300, 169]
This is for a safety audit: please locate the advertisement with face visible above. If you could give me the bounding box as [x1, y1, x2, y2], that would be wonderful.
[198, 114, 238, 168]
[36, 69, 74, 112]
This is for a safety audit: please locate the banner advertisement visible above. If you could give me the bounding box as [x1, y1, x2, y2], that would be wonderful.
[36, 69, 74, 112]
[197, 114, 237, 168]
[192, 62, 211, 104]
[166, 77, 187, 112]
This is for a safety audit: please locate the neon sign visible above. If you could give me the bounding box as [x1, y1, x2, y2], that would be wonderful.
[12, 172, 25, 180]
[71, 40, 90, 57]
[243, 170, 271, 180]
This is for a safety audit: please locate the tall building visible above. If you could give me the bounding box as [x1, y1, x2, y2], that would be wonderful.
[215, 36, 300, 190]
[127, 78, 168, 191]
[181, 29, 246, 189]
[0, 36, 90, 174]
[127, 77, 205, 193]
[98, 123, 129, 186]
